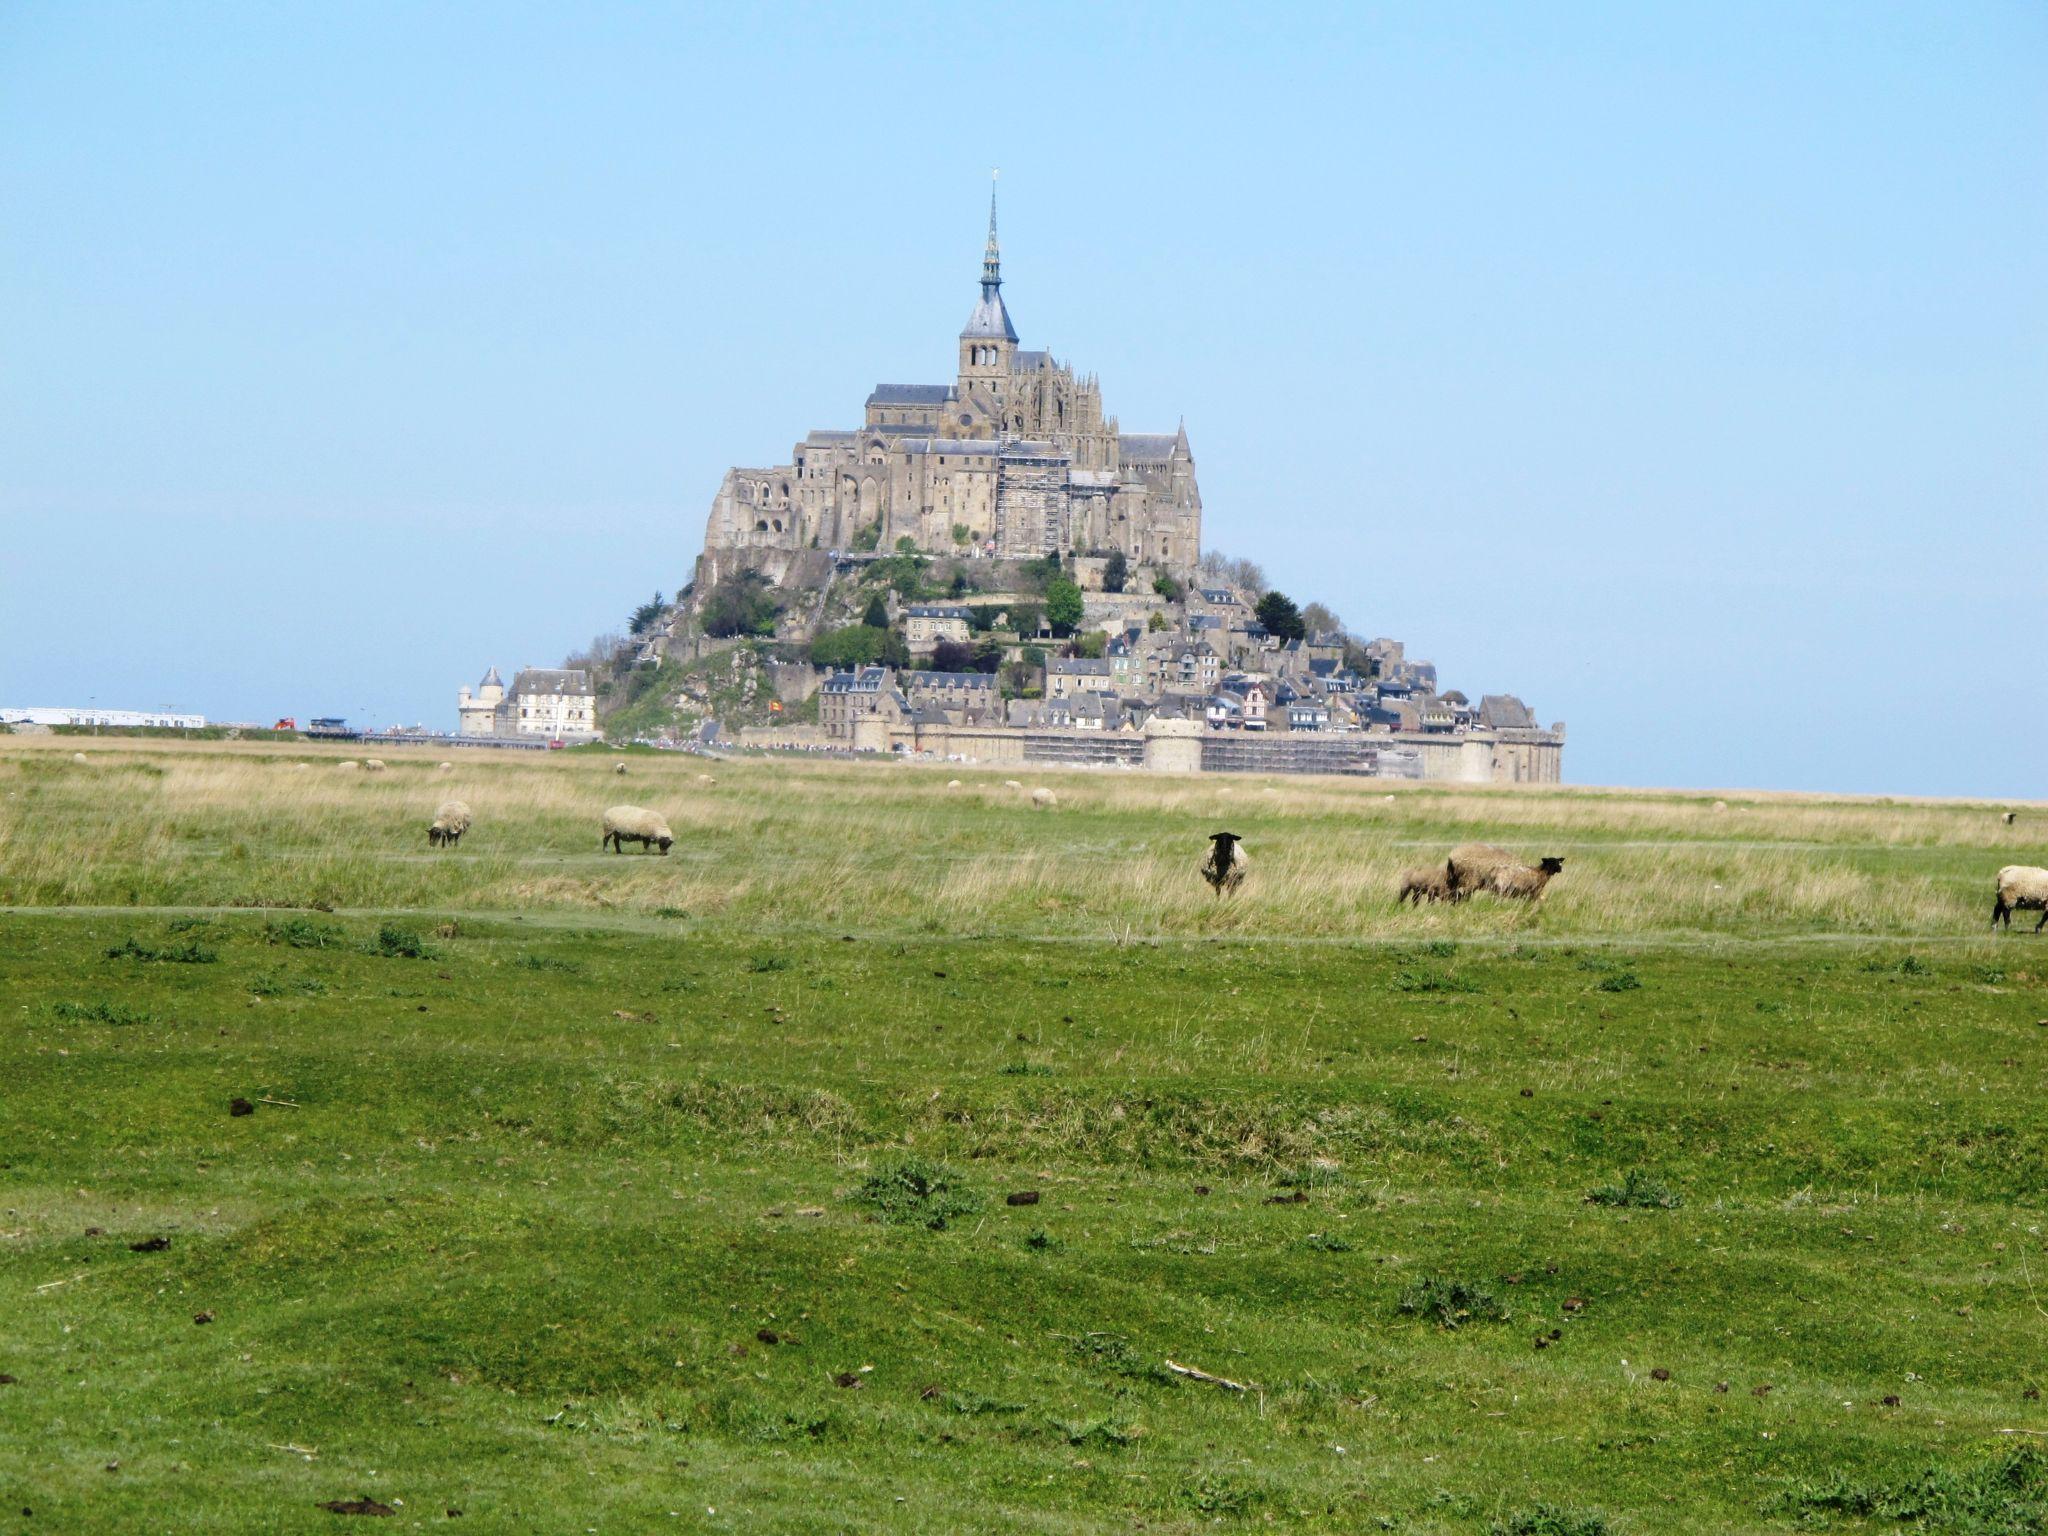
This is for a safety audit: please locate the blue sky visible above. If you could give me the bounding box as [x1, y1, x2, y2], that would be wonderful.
[2, 2, 2042, 793]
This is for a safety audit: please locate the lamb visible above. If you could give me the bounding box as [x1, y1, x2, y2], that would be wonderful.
[1488, 857, 1567, 900]
[1200, 831, 1249, 896]
[427, 800, 472, 848]
[1446, 843, 1565, 902]
[1030, 787, 1058, 810]
[603, 804, 673, 855]
[1397, 865, 1454, 905]
[696, 774, 716, 784]
[363, 759, 386, 772]
[1992, 865, 2048, 932]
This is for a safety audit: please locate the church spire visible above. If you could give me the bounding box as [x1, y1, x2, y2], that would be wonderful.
[982, 175, 1002, 292]
[961, 172, 1018, 344]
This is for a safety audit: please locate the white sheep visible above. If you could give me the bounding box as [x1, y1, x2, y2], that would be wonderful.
[603, 804, 674, 855]
[1201, 832, 1248, 896]
[337, 760, 360, 772]
[1992, 865, 2048, 932]
[613, 761, 628, 775]
[294, 763, 309, 772]
[946, 779, 962, 788]
[1003, 779, 1023, 790]
[696, 773, 717, 784]
[1712, 800, 1728, 813]
[1030, 787, 1058, 810]
[438, 762, 454, 773]
[428, 799, 472, 848]
[71, 752, 89, 765]
[363, 759, 386, 772]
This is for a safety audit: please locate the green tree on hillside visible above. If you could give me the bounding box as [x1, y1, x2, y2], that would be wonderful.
[862, 594, 891, 629]
[628, 592, 666, 636]
[1102, 550, 1128, 593]
[702, 574, 781, 638]
[1254, 590, 1305, 642]
[1153, 572, 1183, 603]
[1046, 575, 1083, 637]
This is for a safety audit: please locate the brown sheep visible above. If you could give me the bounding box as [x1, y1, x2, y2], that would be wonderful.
[1447, 843, 1565, 902]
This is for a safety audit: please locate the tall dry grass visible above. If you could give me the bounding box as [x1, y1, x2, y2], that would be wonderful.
[1, 737, 2037, 940]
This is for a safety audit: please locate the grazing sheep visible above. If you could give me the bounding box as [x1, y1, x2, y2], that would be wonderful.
[437, 762, 454, 773]
[1030, 787, 1058, 810]
[337, 760, 359, 772]
[1992, 865, 2048, 932]
[363, 759, 386, 772]
[1003, 779, 1023, 790]
[696, 773, 717, 784]
[946, 779, 962, 789]
[1713, 800, 1728, 813]
[603, 804, 673, 855]
[1445, 843, 1516, 901]
[1488, 857, 1567, 901]
[613, 761, 628, 775]
[2003, 811, 2020, 826]
[1447, 843, 1565, 902]
[70, 752, 89, 765]
[427, 799, 472, 848]
[1200, 831, 1249, 897]
[294, 763, 309, 772]
[1397, 865, 1454, 905]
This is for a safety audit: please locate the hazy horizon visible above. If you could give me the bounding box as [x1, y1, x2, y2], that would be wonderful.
[4, 3, 2042, 796]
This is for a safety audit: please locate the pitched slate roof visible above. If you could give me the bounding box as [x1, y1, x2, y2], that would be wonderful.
[1478, 693, 1537, 729]
[867, 384, 955, 406]
[1119, 434, 1179, 463]
[511, 668, 590, 696]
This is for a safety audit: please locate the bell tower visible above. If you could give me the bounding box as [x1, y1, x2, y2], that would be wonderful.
[958, 179, 1017, 410]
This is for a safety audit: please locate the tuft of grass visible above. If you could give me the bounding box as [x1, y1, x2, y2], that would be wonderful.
[45, 999, 155, 1027]
[1489, 1506, 1613, 1536]
[1398, 1275, 1507, 1330]
[1594, 969, 1642, 992]
[1586, 1169, 1682, 1209]
[103, 936, 216, 964]
[264, 917, 341, 949]
[748, 954, 789, 973]
[365, 924, 431, 959]
[997, 1060, 1053, 1077]
[1768, 1446, 2047, 1534]
[517, 953, 582, 973]
[852, 1154, 983, 1230]
[1392, 964, 1477, 994]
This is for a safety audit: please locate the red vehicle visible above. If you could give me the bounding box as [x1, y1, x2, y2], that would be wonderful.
[547, 738, 566, 750]
[273, 718, 296, 731]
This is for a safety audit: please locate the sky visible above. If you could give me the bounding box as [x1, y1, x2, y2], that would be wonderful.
[2, 1, 2043, 795]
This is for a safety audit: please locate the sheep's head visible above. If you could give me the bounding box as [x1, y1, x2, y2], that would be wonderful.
[1538, 856, 1565, 876]
[656, 833, 674, 855]
[1209, 831, 1241, 845]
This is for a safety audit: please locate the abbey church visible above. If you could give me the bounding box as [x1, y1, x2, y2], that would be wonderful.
[699, 194, 1203, 570]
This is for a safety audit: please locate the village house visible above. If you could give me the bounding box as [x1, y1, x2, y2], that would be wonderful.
[902, 669, 999, 722]
[1046, 656, 1112, 700]
[820, 666, 895, 740]
[457, 666, 597, 739]
[903, 604, 973, 654]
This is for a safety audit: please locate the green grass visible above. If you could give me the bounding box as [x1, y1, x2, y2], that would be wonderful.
[1, 741, 2046, 1531]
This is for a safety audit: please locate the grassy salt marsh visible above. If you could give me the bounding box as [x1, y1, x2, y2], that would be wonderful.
[1, 737, 2045, 1532]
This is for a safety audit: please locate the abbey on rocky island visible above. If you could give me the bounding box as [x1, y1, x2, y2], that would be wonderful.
[699, 191, 1202, 571]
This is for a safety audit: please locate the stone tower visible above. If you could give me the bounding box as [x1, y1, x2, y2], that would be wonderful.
[957, 184, 1017, 418]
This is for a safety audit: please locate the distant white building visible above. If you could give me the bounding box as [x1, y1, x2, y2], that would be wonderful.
[456, 667, 596, 739]
[2, 706, 205, 729]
